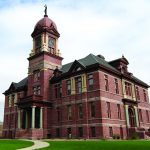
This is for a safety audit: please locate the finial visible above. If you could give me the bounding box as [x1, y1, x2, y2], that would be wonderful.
[122, 54, 124, 58]
[44, 4, 48, 17]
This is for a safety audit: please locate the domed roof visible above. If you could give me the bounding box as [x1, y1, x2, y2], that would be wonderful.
[31, 14, 60, 37]
[34, 15, 57, 31]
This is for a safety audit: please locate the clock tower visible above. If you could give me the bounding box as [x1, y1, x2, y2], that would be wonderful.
[14, 7, 63, 139]
[23, 7, 63, 138]
[27, 8, 63, 100]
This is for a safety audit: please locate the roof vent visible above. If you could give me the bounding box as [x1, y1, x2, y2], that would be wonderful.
[97, 54, 105, 60]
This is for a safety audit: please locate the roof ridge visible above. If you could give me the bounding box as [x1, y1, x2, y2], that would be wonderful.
[12, 82, 17, 84]
[87, 53, 99, 63]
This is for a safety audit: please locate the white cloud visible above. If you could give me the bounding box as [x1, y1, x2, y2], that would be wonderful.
[0, 0, 150, 122]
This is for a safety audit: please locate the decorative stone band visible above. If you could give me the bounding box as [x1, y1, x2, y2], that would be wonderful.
[71, 77, 75, 95]
[28, 60, 61, 74]
[52, 123, 127, 128]
[82, 74, 87, 92]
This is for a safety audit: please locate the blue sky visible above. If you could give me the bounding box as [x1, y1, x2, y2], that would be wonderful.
[0, 0, 150, 122]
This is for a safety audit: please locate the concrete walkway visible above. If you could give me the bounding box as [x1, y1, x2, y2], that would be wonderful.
[17, 140, 49, 150]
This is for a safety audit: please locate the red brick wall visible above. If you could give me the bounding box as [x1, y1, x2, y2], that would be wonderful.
[3, 55, 150, 139]
[49, 70, 130, 139]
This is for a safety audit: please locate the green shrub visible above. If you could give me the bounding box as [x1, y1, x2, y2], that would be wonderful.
[113, 134, 120, 139]
[131, 132, 139, 140]
[101, 138, 106, 141]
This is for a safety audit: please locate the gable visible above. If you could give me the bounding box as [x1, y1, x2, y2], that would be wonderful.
[7, 82, 17, 93]
[4, 77, 28, 95]
[68, 60, 85, 73]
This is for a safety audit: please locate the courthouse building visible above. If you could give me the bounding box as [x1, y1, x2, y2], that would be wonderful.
[2, 10, 150, 139]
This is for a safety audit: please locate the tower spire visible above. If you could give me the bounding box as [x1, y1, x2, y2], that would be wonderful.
[44, 4, 48, 17]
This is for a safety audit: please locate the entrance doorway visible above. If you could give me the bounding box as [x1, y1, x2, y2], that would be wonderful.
[67, 128, 72, 139]
[128, 107, 136, 127]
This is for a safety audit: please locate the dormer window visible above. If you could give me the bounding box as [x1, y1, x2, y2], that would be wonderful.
[121, 66, 127, 74]
[76, 67, 81, 71]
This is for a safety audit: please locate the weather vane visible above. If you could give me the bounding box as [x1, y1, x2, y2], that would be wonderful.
[44, 4, 47, 16]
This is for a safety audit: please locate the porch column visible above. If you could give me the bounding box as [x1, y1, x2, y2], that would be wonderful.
[134, 106, 139, 127]
[40, 107, 43, 128]
[18, 109, 21, 129]
[31, 106, 36, 129]
[25, 110, 28, 129]
[125, 105, 130, 127]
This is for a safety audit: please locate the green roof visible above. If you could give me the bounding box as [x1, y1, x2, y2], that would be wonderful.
[16, 77, 28, 88]
[60, 53, 119, 73]
[132, 76, 149, 87]
[4, 77, 27, 94]
[5, 54, 149, 94]
[59, 53, 149, 87]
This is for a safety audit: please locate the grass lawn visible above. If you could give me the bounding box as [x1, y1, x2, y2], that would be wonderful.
[0, 140, 34, 150]
[39, 140, 150, 150]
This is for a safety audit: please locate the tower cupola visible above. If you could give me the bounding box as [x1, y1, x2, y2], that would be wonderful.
[30, 5, 61, 57]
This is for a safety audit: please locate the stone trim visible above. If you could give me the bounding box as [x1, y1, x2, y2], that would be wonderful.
[52, 123, 127, 128]
[138, 106, 150, 111]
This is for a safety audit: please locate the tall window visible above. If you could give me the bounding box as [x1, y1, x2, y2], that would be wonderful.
[5, 115, 8, 124]
[90, 102, 96, 117]
[56, 128, 60, 137]
[11, 95, 15, 106]
[60, 84, 62, 97]
[135, 86, 140, 100]
[35, 107, 40, 128]
[35, 36, 41, 49]
[117, 104, 121, 119]
[67, 105, 72, 120]
[75, 77, 82, 93]
[146, 110, 149, 123]
[78, 104, 83, 119]
[104, 75, 109, 91]
[78, 127, 83, 137]
[67, 128, 72, 138]
[91, 127, 96, 137]
[125, 82, 132, 96]
[18, 93, 20, 99]
[48, 37, 56, 54]
[33, 86, 40, 95]
[34, 71, 40, 82]
[109, 127, 113, 137]
[57, 107, 60, 122]
[143, 89, 147, 102]
[139, 109, 143, 122]
[33, 87, 36, 95]
[107, 102, 111, 118]
[115, 78, 119, 94]
[88, 74, 94, 90]
[8, 96, 11, 107]
[67, 80, 71, 95]
[37, 86, 40, 95]
[55, 83, 62, 98]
